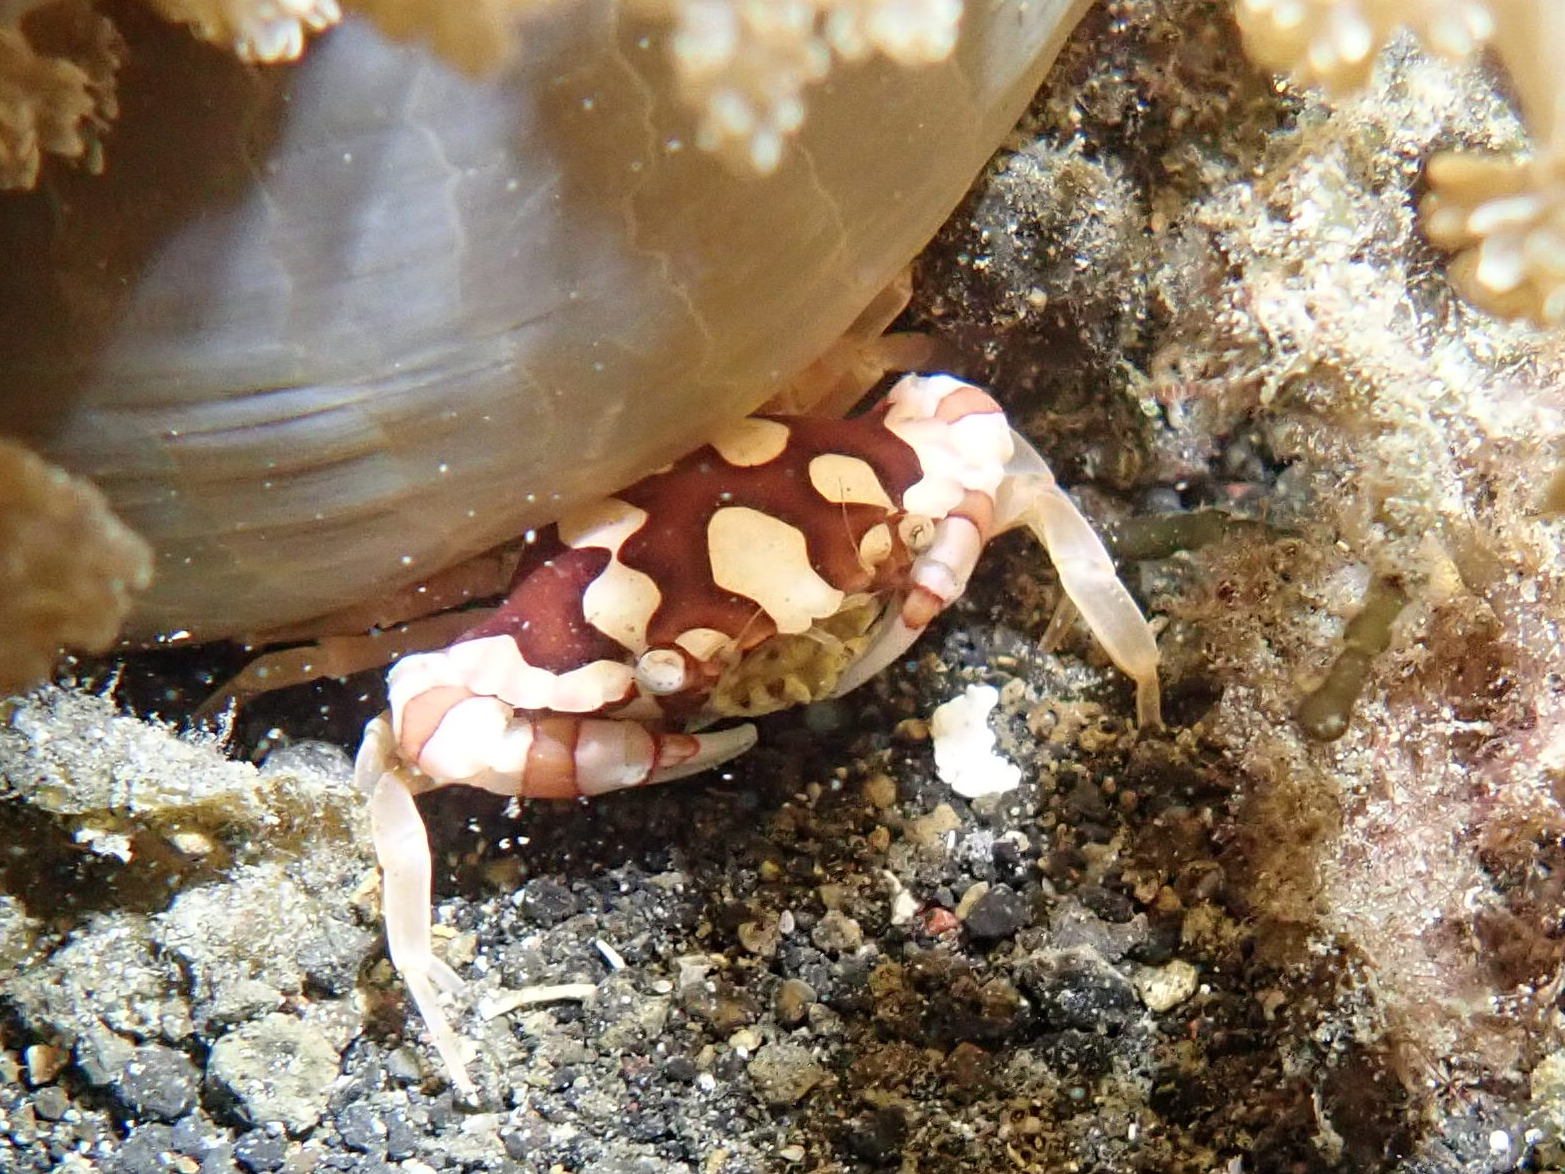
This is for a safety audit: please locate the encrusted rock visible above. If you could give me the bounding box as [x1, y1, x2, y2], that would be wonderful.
[206, 1014, 340, 1134]
[747, 1041, 827, 1106]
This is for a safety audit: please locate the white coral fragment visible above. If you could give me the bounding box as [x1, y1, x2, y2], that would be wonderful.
[145, 0, 341, 63]
[657, 0, 963, 172]
[930, 683, 1022, 799]
[1234, 0, 1493, 92]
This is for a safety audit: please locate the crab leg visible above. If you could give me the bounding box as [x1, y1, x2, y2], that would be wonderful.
[996, 431, 1162, 729]
[356, 708, 756, 1096]
[362, 746, 474, 1096]
[197, 610, 489, 717]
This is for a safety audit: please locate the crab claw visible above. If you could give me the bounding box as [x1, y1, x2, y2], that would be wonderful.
[830, 377, 1158, 729]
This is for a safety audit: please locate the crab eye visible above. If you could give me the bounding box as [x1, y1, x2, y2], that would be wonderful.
[635, 648, 688, 695]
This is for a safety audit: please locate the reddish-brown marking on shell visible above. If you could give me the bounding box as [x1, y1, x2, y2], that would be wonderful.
[932, 384, 1004, 424]
[652, 731, 704, 775]
[359, 371, 1165, 1101]
[949, 488, 999, 543]
[459, 541, 623, 673]
[616, 408, 925, 649]
[896, 487, 998, 630]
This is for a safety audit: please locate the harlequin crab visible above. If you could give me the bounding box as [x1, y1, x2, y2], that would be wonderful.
[354, 373, 1161, 1096]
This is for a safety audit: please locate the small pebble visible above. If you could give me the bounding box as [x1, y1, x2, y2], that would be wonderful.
[1133, 960, 1200, 1012]
[383, 1048, 424, 1086]
[954, 881, 990, 921]
[738, 918, 780, 957]
[1018, 949, 1139, 1032]
[662, 1055, 699, 1083]
[921, 907, 959, 936]
[258, 739, 351, 779]
[383, 1111, 419, 1161]
[862, 773, 897, 808]
[747, 1042, 826, 1106]
[334, 1102, 388, 1153]
[906, 803, 961, 846]
[775, 979, 816, 1026]
[115, 1043, 199, 1123]
[31, 1085, 69, 1121]
[502, 1117, 549, 1159]
[109, 1124, 180, 1174]
[23, 1043, 68, 1086]
[233, 1128, 288, 1174]
[520, 876, 582, 925]
[207, 1014, 339, 1133]
[728, 1027, 763, 1055]
[943, 1041, 991, 1090]
[845, 1106, 908, 1163]
[680, 978, 758, 1031]
[810, 911, 863, 955]
[962, 885, 1030, 941]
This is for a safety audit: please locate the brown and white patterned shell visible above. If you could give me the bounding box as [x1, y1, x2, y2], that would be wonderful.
[400, 377, 1016, 733]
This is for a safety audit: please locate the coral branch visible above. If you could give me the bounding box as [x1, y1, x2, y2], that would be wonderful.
[144, 0, 341, 62]
[1235, 0, 1565, 326]
[0, 439, 152, 696]
[0, 0, 120, 189]
[647, 0, 962, 172]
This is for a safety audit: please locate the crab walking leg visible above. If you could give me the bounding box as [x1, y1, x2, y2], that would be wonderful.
[364, 760, 478, 1097]
[198, 610, 490, 717]
[997, 431, 1162, 729]
[357, 708, 757, 1095]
